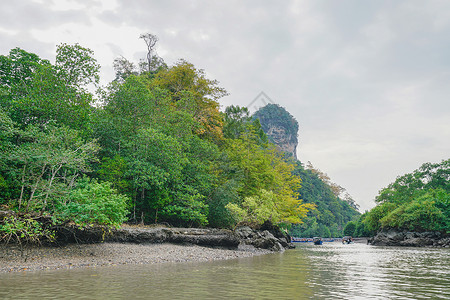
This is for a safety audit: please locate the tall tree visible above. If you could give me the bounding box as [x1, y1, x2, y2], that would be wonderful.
[0, 45, 100, 134]
[139, 33, 158, 73]
[151, 60, 227, 141]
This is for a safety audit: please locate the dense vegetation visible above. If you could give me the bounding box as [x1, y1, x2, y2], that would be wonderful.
[0, 41, 315, 240]
[252, 104, 360, 237]
[348, 159, 450, 237]
[289, 162, 360, 237]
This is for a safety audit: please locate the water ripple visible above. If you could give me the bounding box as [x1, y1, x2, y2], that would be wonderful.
[0, 243, 448, 299]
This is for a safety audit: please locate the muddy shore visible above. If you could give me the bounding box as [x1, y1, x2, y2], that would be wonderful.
[0, 222, 293, 273]
[0, 242, 271, 273]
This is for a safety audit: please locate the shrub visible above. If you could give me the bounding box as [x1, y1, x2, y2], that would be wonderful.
[380, 190, 449, 232]
[55, 179, 129, 227]
[0, 216, 55, 257]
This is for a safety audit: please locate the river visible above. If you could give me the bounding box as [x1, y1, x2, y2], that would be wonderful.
[1, 242, 449, 299]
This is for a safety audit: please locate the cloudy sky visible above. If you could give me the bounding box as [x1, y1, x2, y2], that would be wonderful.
[1, 0, 449, 211]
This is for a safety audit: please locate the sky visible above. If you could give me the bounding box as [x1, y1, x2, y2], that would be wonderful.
[1, 0, 449, 211]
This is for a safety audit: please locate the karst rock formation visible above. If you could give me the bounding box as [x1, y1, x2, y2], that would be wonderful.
[253, 104, 299, 159]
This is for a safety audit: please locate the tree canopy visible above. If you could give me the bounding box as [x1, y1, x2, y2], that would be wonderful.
[0, 41, 318, 231]
[349, 159, 450, 236]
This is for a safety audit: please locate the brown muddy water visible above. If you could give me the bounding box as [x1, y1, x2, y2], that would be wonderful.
[1, 242, 449, 299]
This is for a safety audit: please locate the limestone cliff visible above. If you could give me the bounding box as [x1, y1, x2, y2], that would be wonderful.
[253, 104, 298, 159]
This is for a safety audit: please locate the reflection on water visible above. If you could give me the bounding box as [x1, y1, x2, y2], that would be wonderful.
[1, 243, 449, 299]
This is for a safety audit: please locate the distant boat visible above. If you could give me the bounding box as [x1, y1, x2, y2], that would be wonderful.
[313, 237, 323, 245]
[342, 236, 354, 244]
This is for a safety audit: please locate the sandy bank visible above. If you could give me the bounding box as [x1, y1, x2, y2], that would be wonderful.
[0, 242, 271, 273]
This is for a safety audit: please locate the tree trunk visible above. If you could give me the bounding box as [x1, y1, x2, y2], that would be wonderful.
[18, 165, 26, 210]
[42, 164, 62, 212]
[26, 164, 47, 212]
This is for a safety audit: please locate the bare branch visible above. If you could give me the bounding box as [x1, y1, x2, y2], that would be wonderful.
[139, 33, 158, 72]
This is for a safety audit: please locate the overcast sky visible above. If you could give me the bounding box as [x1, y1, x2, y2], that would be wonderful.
[1, 0, 449, 211]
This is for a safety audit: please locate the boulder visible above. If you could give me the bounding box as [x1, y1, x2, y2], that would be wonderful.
[234, 225, 294, 252]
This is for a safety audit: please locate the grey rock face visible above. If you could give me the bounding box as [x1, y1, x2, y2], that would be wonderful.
[266, 126, 297, 159]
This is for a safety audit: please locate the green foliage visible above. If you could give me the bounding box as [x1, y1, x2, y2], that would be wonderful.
[55, 43, 100, 88]
[379, 189, 449, 232]
[363, 202, 396, 233]
[54, 178, 129, 227]
[226, 189, 280, 226]
[94, 69, 223, 227]
[0, 106, 14, 136]
[290, 162, 360, 237]
[223, 134, 313, 226]
[363, 159, 450, 234]
[0, 216, 55, 246]
[353, 212, 371, 237]
[7, 124, 99, 212]
[0, 48, 49, 101]
[159, 190, 209, 226]
[1, 43, 318, 231]
[376, 159, 450, 205]
[343, 221, 356, 236]
[97, 155, 129, 193]
[223, 105, 268, 147]
[0, 107, 15, 202]
[207, 179, 241, 228]
[0, 45, 99, 135]
[151, 60, 227, 141]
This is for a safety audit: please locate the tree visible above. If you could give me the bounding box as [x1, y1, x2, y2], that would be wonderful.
[223, 105, 252, 139]
[223, 105, 268, 145]
[343, 221, 356, 236]
[151, 60, 227, 141]
[0, 106, 17, 203]
[140, 33, 158, 73]
[378, 189, 449, 233]
[7, 124, 99, 212]
[55, 43, 100, 89]
[0, 48, 49, 104]
[223, 131, 313, 226]
[360, 159, 450, 234]
[113, 56, 138, 83]
[376, 159, 450, 205]
[0, 45, 100, 134]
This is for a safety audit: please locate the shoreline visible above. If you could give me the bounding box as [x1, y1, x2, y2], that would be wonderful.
[0, 242, 272, 273]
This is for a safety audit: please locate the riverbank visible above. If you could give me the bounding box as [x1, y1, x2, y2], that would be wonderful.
[0, 223, 293, 273]
[0, 242, 272, 273]
[369, 229, 450, 247]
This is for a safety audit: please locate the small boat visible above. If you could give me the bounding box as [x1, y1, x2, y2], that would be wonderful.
[291, 237, 308, 243]
[342, 236, 354, 244]
[313, 237, 323, 245]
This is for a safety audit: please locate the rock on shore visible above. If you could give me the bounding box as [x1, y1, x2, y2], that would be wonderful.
[369, 229, 450, 247]
[54, 223, 294, 252]
[1, 223, 294, 273]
